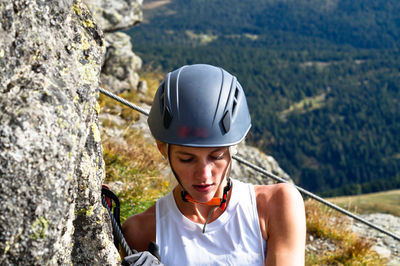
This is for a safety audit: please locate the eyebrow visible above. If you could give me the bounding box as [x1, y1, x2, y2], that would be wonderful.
[175, 147, 227, 156]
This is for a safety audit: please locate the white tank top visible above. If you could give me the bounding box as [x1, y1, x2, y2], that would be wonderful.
[156, 179, 267, 266]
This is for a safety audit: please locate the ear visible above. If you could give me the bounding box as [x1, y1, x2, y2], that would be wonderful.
[156, 140, 167, 159]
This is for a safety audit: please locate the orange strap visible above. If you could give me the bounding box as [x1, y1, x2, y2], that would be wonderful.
[183, 193, 222, 206]
[181, 178, 232, 211]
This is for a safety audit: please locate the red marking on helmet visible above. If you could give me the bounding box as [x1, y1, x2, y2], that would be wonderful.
[179, 126, 208, 139]
[179, 126, 190, 138]
[196, 128, 208, 138]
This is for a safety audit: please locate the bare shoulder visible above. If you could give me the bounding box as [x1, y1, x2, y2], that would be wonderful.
[122, 204, 156, 253]
[255, 183, 304, 211]
[254, 183, 305, 239]
[254, 183, 306, 264]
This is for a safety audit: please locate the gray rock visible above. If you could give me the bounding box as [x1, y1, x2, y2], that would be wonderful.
[128, 104, 153, 140]
[350, 213, 400, 265]
[99, 112, 127, 127]
[82, 0, 144, 95]
[83, 0, 143, 32]
[101, 32, 143, 94]
[0, 0, 119, 264]
[231, 142, 292, 185]
[81, 0, 144, 95]
[306, 212, 400, 265]
[137, 80, 148, 95]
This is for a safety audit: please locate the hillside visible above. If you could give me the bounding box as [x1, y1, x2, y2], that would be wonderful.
[329, 189, 400, 217]
[329, 190, 400, 264]
[126, 0, 400, 196]
[139, 0, 400, 49]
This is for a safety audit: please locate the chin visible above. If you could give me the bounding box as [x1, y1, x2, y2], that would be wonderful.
[194, 191, 219, 203]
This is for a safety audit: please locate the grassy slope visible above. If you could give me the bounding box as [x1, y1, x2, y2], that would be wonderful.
[99, 70, 171, 221]
[328, 189, 400, 217]
[305, 200, 385, 265]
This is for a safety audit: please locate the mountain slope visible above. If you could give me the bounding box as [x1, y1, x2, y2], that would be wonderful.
[126, 0, 400, 196]
[138, 0, 400, 49]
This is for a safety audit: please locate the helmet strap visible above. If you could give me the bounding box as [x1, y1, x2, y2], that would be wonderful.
[180, 177, 232, 234]
[180, 176, 232, 211]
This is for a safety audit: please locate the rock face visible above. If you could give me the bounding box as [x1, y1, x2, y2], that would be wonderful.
[101, 32, 143, 94]
[83, 0, 144, 95]
[232, 142, 292, 185]
[84, 0, 143, 32]
[0, 0, 119, 264]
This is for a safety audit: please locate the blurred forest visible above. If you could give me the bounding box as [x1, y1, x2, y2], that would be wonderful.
[126, 0, 400, 196]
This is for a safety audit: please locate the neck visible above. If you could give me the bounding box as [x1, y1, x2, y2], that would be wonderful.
[173, 181, 232, 224]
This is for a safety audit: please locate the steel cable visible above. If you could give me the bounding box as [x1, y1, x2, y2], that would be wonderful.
[99, 87, 400, 242]
[99, 87, 149, 116]
[233, 155, 400, 242]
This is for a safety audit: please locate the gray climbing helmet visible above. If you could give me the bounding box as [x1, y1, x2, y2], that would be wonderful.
[147, 64, 251, 147]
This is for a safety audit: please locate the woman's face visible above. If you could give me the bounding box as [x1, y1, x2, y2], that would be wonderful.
[168, 144, 231, 203]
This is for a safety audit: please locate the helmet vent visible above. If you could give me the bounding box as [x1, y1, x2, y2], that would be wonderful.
[158, 81, 172, 129]
[163, 106, 172, 129]
[158, 81, 165, 113]
[160, 94, 165, 109]
[232, 87, 240, 114]
[222, 111, 231, 133]
[234, 87, 239, 98]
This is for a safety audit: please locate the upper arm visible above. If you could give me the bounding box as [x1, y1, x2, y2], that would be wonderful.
[122, 205, 156, 254]
[256, 183, 306, 266]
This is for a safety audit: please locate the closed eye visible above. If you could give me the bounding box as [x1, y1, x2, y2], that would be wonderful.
[210, 153, 226, 161]
[179, 157, 193, 163]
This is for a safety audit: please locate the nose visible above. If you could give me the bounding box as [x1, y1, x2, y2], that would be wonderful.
[196, 161, 212, 181]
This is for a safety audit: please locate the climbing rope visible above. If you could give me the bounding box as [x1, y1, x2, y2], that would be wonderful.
[98, 87, 400, 242]
[101, 194, 134, 256]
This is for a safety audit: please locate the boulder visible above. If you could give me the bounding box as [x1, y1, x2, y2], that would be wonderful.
[83, 0, 144, 95]
[101, 32, 143, 94]
[231, 142, 292, 185]
[0, 0, 119, 264]
[83, 0, 143, 32]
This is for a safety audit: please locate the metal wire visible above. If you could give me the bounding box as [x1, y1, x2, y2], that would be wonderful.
[99, 87, 400, 242]
[233, 155, 400, 242]
[99, 87, 149, 116]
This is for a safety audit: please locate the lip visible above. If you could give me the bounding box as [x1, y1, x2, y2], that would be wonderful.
[192, 184, 213, 193]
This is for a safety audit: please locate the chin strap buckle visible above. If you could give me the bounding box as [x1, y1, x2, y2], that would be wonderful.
[181, 190, 189, 202]
[219, 177, 232, 211]
[180, 178, 233, 234]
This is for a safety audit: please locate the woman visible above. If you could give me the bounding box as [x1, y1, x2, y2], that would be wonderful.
[122, 64, 306, 265]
